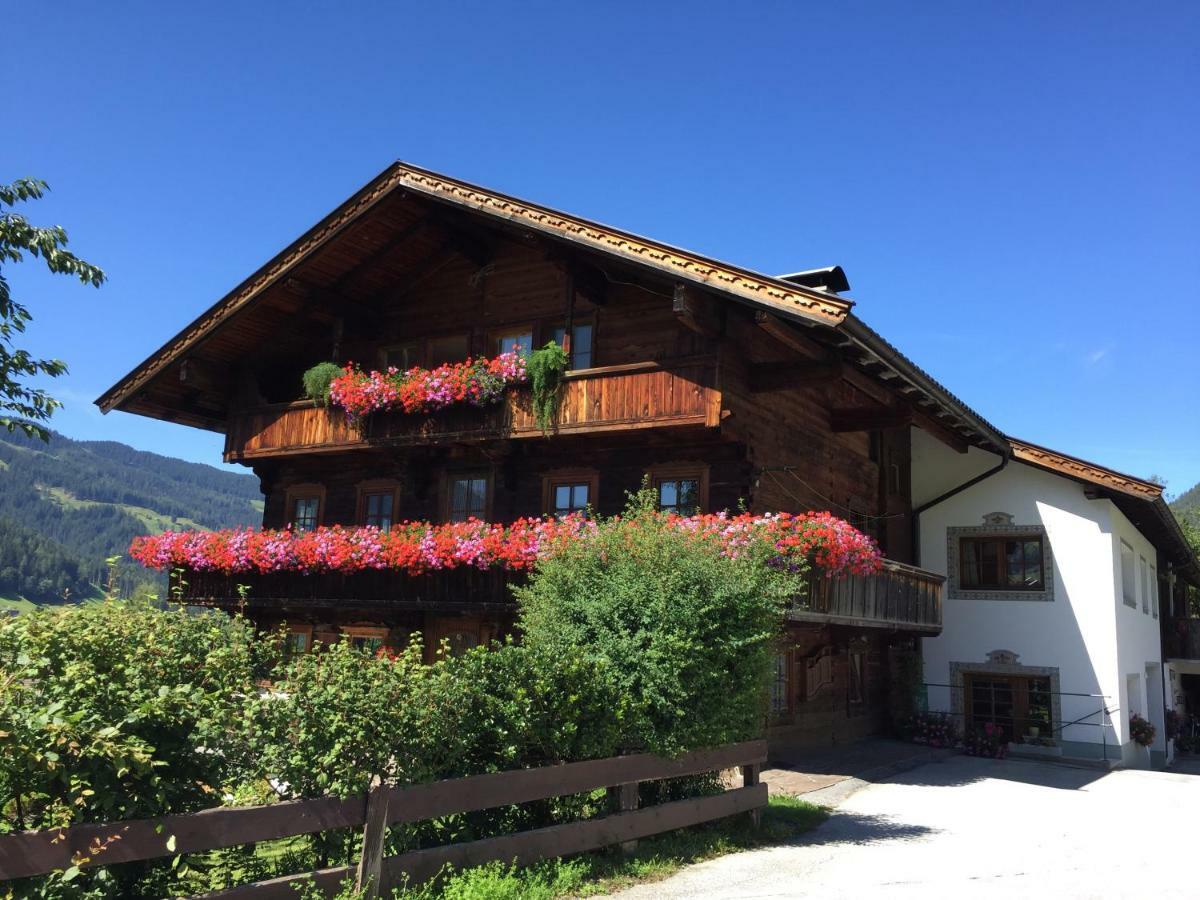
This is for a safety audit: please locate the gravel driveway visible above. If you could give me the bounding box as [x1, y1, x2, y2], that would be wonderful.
[613, 755, 1200, 899]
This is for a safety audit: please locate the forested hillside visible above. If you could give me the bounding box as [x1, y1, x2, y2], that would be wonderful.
[1173, 481, 1200, 527]
[0, 430, 262, 605]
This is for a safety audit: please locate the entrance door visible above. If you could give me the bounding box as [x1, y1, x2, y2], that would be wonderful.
[965, 674, 1052, 742]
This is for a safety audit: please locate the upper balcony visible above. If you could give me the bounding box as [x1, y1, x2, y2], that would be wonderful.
[175, 557, 943, 634]
[1164, 617, 1200, 661]
[792, 560, 944, 634]
[224, 356, 722, 462]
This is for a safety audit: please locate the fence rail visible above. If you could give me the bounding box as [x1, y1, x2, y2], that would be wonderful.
[0, 740, 767, 898]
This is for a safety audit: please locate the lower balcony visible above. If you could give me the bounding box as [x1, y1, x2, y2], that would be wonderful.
[791, 560, 944, 634]
[175, 557, 943, 634]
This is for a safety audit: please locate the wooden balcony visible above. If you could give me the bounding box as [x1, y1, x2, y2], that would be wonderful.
[1164, 617, 1200, 660]
[176, 567, 520, 613]
[224, 357, 722, 462]
[790, 560, 944, 634]
[177, 557, 942, 634]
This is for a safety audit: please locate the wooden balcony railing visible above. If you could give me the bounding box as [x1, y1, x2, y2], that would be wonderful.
[178, 557, 942, 634]
[791, 560, 944, 634]
[1164, 617, 1200, 660]
[224, 357, 722, 461]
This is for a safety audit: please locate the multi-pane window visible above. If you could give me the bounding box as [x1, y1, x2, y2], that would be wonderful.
[495, 329, 534, 358]
[286, 627, 311, 656]
[551, 322, 594, 369]
[550, 482, 590, 517]
[959, 536, 1044, 591]
[363, 491, 395, 531]
[449, 475, 489, 522]
[770, 653, 790, 719]
[291, 496, 320, 532]
[655, 477, 702, 515]
[1121, 541, 1136, 607]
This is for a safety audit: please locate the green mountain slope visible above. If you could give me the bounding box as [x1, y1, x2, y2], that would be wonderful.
[0, 430, 263, 603]
[1172, 481, 1200, 527]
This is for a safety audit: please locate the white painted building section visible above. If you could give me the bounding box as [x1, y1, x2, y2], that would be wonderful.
[911, 429, 1168, 766]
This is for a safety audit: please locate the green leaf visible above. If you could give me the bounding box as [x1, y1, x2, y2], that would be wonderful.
[166, 834, 176, 853]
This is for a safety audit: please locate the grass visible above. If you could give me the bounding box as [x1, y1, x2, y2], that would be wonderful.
[381, 795, 828, 900]
[0, 594, 37, 613]
[36, 484, 206, 533]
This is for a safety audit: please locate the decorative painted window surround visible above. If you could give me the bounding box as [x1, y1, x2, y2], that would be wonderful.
[949, 651, 1062, 734]
[946, 512, 1054, 602]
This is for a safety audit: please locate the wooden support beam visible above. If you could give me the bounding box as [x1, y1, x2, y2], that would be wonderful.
[674, 283, 724, 338]
[749, 360, 843, 393]
[830, 405, 913, 432]
[912, 409, 969, 454]
[178, 357, 224, 395]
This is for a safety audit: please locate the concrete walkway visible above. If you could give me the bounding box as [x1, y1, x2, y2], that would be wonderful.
[615, 755, 1200, 899]
[761, 737, 953, 802]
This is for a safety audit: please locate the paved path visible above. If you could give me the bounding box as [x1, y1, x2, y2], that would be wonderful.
[614, 755, 1200, 899]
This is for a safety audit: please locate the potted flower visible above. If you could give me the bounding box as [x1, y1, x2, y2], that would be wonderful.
[1129, 713, 1155, 768]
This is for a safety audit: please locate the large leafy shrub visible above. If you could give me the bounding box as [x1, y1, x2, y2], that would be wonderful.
[514, 491, 802, 755]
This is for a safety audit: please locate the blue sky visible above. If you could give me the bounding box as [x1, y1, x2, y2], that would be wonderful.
[6, 1, 1198, 494]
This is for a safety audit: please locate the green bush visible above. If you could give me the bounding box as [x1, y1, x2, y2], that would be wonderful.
[302, 361, 343, 404]
[526, 341, 569, 433]
[514, 491, 801, 755]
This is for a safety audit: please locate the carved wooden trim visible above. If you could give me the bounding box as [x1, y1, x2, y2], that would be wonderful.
[97, 163, 850, 414]
[1010, 439, 1162, 500]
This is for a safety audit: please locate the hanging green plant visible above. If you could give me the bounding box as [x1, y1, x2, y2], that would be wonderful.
[527, 340, 569, 434]
[301, 362, 343, 405]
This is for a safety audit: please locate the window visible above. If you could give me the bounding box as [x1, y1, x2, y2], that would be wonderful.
[494, 328, 534, 358]
[285, 485, 324, 532]
[770, 652, 791, 719]
[959, 536, 1045, 591]
[1121, 540, 1136, 607]
[543, 470, 599, 516]
[1140, 556, 1149, 614]
[286, 625, 312, 656]
[551, 322, 594, 370]
[428, 333, 470, 367]
[448, 474, 489, 522]
[1151, 566, 1159, 619]
[649, 466, 708, 516]
[382, 341, 420, 372]
[965, 674, 1052, 742]
[363, 492, 395, 530]
[848, 647, 867, 710]
[343, 626, 388, 655]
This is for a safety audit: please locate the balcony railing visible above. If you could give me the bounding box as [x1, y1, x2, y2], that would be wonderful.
[176, 557, 942, 634]
[224, 357, 721, 462]
[790, 560, 944, 634]
[1164, 617, 1200, 660]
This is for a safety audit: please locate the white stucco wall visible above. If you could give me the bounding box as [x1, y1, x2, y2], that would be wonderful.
[912, 429, 1165, 761]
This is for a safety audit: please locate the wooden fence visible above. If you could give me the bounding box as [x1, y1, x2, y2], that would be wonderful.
[0, 740, 767, 898]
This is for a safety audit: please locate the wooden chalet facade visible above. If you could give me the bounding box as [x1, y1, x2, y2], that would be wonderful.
[98, 162, 1009, 756]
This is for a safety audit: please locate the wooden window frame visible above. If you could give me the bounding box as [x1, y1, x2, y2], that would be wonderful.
[284, 483, 325, 531]
[542, 469, 600, 516]
[341, 624, 389, 653]
[442, 470, 493, 523]
[285, 623, 313, 656]
[646, 463, 710, 515]
[958, 535, 1045, 592]
[356, 479, 402, 530]
[489, 323, 537, 359]
[544, 316, 597, 371]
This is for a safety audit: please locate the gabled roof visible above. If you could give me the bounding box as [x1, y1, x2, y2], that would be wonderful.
[1009, 437, 1198, 579]
[95, 161, 853, 415]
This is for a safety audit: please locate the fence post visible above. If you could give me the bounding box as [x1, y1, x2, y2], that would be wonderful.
[356, 775, 390, 898]
[606, 781, 640, 854]
[741, 764, 762, 828]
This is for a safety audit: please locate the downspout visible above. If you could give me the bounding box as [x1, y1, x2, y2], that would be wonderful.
[910, 449, 1010, 565]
